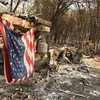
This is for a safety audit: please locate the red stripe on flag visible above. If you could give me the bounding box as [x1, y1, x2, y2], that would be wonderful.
[23, 34, 29, 46]
[13, 79, 19, 83]
[6, 20, 11, 27]
[25, 50, 31, 66]
[29, 42, 33, 52]
[28, 68, 32, 75]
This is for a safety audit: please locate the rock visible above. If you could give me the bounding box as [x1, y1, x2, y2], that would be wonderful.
[89, 90, 100, 96]
[28, 95, 35, 100]
[65, 67, 76, 72]
[40, 69, 48, 78]
[0, 88, 4, 93]
[49, 64, 57, 72]
[2, 98, 7, 100]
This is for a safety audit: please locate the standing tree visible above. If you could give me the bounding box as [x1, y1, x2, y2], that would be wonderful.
[9, 0, 34, 14]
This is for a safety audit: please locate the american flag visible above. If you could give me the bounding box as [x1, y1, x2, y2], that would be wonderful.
[0, 18, 35, 83]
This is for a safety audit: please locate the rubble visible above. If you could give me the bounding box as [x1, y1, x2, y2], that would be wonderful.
[0, 52, 100, 100]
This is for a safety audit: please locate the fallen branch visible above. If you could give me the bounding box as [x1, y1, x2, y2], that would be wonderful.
[58, 89, 87, 98]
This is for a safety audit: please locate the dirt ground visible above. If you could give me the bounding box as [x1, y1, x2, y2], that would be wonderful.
[0, 56, 100, 100]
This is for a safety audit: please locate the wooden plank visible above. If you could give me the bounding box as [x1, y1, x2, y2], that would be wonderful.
[1, 14, 35, 28]
[36, 17, 52, 27]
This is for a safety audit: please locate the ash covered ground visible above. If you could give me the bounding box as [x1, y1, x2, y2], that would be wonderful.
[0, 57, 100, 100]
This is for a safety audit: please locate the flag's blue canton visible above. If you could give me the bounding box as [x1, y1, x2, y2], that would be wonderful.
[4, 25, 27, 79]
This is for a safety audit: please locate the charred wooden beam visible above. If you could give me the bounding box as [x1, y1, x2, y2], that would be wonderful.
[17, 15, 52, 27]
[1, 14, 51, 33]
[36, 17, 52, 27]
